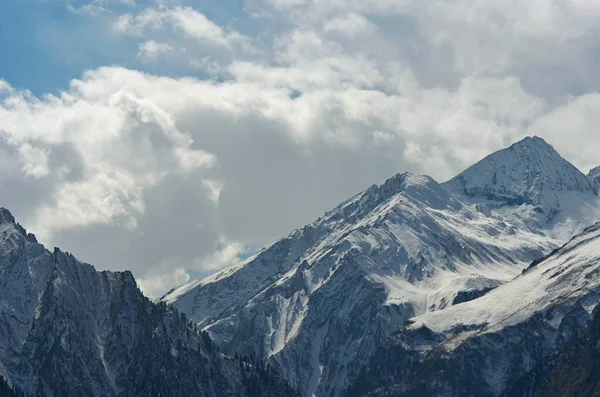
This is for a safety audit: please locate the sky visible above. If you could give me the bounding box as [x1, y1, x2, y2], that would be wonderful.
[2, 0, 600, 297]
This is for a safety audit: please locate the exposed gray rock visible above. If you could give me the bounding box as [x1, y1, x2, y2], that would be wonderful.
[0, 208, 297, 397]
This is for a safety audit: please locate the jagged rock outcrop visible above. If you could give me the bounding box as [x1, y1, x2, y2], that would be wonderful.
[0, 209, 297, 397]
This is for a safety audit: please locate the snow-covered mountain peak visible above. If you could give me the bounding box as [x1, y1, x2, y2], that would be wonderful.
[0, 208, 15, 225]
[0, 208, 38, 244]
[319, 173, 460, 234]
[378, 173, 459, 210]
[516, 134, 551, 147]
[443, 136, 596, 211]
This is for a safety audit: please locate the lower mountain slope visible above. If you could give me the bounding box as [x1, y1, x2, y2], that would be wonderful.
[163, 173, 557, 397]
[0, 208, 297, 397]
[347, 222, 600, 397]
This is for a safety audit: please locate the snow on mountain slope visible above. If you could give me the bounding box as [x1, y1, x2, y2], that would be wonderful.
[164, 136, 600, 397]
[444, 136, 596, 212]
[411, 222, 600, 343]
[0, 208, 297, 397]
[164, 171, 559, 397]
[348, 222, 600, 397]
[444, 136, 600, 241]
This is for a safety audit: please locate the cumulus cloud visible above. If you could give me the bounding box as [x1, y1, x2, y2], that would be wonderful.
[0, 71, 215, 245]
[138, 40, 174, 61]
[114, 6, 248, 48]
[4, 0, 600, 297]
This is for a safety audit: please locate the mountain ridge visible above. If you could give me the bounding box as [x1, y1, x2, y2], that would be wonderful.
[0, 208, 298, 397]
[163, 136, 596, 397]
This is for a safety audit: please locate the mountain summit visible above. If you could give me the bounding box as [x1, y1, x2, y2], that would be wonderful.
[0, 207, 15, 225]
[443, 136, 596, 212]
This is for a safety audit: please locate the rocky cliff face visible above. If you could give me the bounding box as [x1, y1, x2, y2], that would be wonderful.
[346, 223, 600, 397]
[0, 209, 297, 397]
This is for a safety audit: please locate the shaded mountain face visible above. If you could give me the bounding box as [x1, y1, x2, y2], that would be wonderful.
[0, 375, 23, 397]
[443, 136, 596, 213]
[347, 223, 600, 397]
[0, 209, 297, 397]
[163, 141, 595, 397]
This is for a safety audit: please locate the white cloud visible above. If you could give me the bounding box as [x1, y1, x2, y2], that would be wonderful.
[323, 13, 376, 37]
[527, 93, 600, 173]
[138, 40, 174, 61]
[68, 0, 135, 15]
[17, 143, 50, 178]
[202, 179, 224, 204]
[115, 6, 247, 48]
[0, 80, 12, 93]
[0, 73, 215, 244]
[135, 238, 246, 297]
[137, 267, 190, 299]
[196, 238, 248, 272]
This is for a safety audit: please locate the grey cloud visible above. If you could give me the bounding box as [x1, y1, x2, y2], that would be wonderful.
[173, 106, 415, 245]
[51, 172, 220, 274]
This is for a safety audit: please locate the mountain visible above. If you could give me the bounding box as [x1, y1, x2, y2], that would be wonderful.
[162, 136, 598, 397]
[0, 208, 297, 397]
[0, 375, 23, 397]
[443, 136, 596, 213]
[347, 222, 600, 397]
[589, 166, 600, 189]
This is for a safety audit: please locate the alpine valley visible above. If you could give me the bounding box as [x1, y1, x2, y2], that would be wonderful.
[2, 136, 600, 397]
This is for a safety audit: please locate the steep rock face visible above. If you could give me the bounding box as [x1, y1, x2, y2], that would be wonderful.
[347, 223, 600, 397]
[443, 136, 596, 213]
[0, 209, 297, 397]
[164, 173, 557, 397]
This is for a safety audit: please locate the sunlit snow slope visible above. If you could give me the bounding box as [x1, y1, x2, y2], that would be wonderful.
[349, 222, 600, 396]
